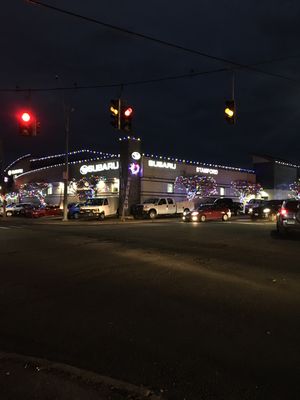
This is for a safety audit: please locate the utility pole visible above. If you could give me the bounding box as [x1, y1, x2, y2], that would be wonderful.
[0, 138, 7, 219]
[62, 104, 71, 222]
[117, 98, 121, 131]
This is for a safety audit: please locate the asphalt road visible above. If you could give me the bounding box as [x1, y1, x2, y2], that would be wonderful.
[0, 217, 299, 399]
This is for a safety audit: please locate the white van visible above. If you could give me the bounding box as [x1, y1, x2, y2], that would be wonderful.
[79, 197, 119, 220]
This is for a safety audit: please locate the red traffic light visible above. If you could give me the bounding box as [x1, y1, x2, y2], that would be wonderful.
[18, 110, 38, 136]
[21, 112, 31, 122]
[124, 107, 133, 117]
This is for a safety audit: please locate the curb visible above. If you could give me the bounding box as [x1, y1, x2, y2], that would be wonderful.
[0, 351, 162, 400]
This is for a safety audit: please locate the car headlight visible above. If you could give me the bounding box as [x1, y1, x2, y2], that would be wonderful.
[191, 211, 199, 216]
[183, 211, 187, 216]
[263, 208, 271, 213]
[249, 207, 253, 213]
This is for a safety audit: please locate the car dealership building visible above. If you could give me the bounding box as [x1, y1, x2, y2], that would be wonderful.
[4, 136, 299, 212]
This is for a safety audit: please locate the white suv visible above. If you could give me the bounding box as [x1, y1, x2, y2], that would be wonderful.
[5, 203, 32, 217]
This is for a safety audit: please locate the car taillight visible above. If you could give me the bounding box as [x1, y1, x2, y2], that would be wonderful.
[280, 208, 287, 216]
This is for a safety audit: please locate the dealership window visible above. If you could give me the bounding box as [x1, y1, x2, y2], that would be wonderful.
[167, 183, 174, 193]
[47, 184, 53, 195]
[220, 187, 225, 196]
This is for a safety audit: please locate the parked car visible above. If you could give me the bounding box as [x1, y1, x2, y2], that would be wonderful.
[22, 204, 46, 218]
[276, 200, 300, 234]
[5, 203, 33, 217]
[213, 198, 242, 216]
[44, 205, 62, 216]
[79, 197, 118, 220]
[251, 200, 284, 221]
[183, 204, 231, 222]
[132, 197, 196, 219]
[68, 202, 85, 219]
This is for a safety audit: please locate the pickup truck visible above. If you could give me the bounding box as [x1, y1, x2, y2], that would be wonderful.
[132, 197, 195, 219]
[79, 197, 118, 220]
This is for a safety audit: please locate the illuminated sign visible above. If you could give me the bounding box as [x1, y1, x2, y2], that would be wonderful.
[7, 168, 24, 176]
[148, 160, 176, 170]
[196, 167, 218, 175]
[80, 161, 119, 175]
[129, 162, 140, 175]
[131, 151, 141, 160]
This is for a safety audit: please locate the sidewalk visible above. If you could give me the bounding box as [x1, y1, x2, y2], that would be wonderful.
[0, 215, 179, 227]
[0, 352, 162, 400]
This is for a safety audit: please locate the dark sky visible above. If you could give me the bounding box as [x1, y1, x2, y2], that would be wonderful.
[1, 0, 300, 168]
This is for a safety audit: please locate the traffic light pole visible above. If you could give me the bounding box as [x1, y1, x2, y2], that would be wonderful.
[232, 71, 235, 102]
[117, 98, 121, 130]
[62, 105, 70, 222]
[0, 138, 7, 219]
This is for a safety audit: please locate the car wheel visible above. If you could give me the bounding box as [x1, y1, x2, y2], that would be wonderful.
[222, 214, 229, 221]
[6, 211, 13, 217]
[99, 212, 105, 221]
[149, 209, 157, 219]
[200, 215, 206, 222]
[73, 212, 79, 219]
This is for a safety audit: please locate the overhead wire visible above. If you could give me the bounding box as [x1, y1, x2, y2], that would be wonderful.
[0, 67, 229, 93]
[26, 0, 300, 83]
[1, 1, 299, 93]
[1, 52, 299, 93]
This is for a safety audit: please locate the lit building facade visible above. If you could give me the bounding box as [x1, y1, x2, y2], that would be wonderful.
[5, 137, 298, 211]
[5, 137, 255, 210]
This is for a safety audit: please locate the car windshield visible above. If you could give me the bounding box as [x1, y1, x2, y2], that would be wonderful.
[86, 199, 104, 206]
[267, 200, 283, 207]
[143, 198, 159, 204]
[197, 205, 212, 211]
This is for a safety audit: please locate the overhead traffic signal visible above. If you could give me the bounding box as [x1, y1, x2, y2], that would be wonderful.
[18, 111, 38, 136]
[121, 106, 133, 131]
[109, 99, 133, 131]
[110, 99, 120, 129]
[224, 100, 235, 124]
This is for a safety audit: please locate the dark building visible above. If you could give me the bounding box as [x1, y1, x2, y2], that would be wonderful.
[253, 155, 300, 199]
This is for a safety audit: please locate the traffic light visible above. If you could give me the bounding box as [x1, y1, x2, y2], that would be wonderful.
[121, 106, 133, 131]
[110, 99, 119, 128]
[224, 100, 235, 124]
[18, 111, 37, 136]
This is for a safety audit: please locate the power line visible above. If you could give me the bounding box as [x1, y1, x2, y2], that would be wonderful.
[1, 53, 300, 93]
[27, 0, 299, 83]
[0, 67, 228, 93]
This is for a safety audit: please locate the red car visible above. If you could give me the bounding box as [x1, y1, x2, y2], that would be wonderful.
[44, 205, 62, 216]
[23, 205, 46, 218]
[183, 204, 231, 222]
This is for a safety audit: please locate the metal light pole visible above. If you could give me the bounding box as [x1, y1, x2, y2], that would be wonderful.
[0, 138, 7, 219]
[62, 104, 71, 222]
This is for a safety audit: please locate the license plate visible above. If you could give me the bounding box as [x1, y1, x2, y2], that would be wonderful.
[286, 220, 295, 225]
[254, 213, 259, 216]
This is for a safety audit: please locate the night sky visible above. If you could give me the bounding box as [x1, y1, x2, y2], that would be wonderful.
[1, 0, 300, 169]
